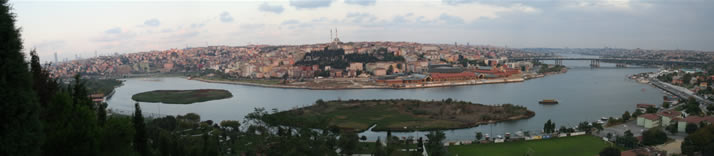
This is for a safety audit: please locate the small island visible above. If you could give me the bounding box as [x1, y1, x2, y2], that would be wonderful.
[131, 89, 233, 104]
[266, 99, 534, 131]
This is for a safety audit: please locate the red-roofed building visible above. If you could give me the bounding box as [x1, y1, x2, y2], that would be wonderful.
[430, 72, 476, 82]
[657, 110, 683, 127]
[637, 113, 660, 129]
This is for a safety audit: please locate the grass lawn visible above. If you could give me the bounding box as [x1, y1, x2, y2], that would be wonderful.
[448, 135, 611, 156]
[132, 89, 233, 104]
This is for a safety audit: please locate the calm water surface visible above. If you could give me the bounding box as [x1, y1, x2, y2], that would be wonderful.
[107, 55, 663, 141]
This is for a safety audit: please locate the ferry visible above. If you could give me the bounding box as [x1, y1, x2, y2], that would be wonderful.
[539, 99, 559, 104]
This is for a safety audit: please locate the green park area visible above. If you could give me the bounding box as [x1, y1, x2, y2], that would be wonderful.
[132, 89, 233, 104]
[448, 135, 611, 156]
[266, 99, 534, 131]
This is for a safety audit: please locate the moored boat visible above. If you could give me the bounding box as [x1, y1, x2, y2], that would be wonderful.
[539, 99, 558, 104]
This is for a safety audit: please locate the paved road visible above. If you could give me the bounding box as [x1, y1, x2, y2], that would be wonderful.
[649, 79, 711, 113]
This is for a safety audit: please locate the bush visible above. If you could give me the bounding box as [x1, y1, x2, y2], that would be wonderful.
[642, 128, 668, 146]
[599, 147, 621, 156]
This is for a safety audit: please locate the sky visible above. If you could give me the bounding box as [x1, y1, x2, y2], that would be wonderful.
[8, 0, 714, 62]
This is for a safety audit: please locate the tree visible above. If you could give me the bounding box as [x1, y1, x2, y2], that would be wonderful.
[374, 137, 387, 156]
[685, 96, 702, 115]
[133, 103, 149, 156]
[544, 119, 556, 133]
[98, 102, 107, 126]
[338, 131, 359, 155]
[645, 106, 657, 114]
[219, 120, 240, 132]
[662, 102, 671, 109]
[0, 0, 43, 155]
[99, 116, 136, 156]
[681, 125, 714, 156]
[577, 122, 593, 134]
[387, 65, 394, 75]
[666, 123, 678, 134]
[641, 128, 668, 146]
[686, 123, 699, 134]
[599, 147, 621, 156]
[475, 132, 483, 141]
[616, 130, 639, 149]
[622, 111, 631, 121]
[632, 109, 643, 119]
[426, 131, 447, 156]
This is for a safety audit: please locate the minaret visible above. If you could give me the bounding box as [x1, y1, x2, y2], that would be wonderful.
[330, 29, 333, 41]
[335, 28, 338, 39]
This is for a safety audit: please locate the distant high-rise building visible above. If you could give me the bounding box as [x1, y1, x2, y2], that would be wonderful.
[54, 52, 58, 63]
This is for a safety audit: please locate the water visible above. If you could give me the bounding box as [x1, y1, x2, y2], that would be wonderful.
[107, 54, 663, 141]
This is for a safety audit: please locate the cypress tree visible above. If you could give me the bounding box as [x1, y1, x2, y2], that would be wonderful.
[0, 0, 43, 155]
[133, 103, 149, 156]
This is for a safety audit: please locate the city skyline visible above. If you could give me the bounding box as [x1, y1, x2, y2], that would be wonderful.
[10, 0, 714, 61]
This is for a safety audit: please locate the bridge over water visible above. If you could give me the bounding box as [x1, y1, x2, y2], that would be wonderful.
[508, 57, 708, 67]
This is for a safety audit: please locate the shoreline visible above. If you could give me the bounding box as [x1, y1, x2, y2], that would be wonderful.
[367, 111, 536, 132]
[190, 74, 561, 90]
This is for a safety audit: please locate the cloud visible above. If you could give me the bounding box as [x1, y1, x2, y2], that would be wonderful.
[95, 27, 136, 42]
[281, 20, 300, 25]
[259, 2, 284, 14]
[345, 12, 377, 23]
[439, 13, 465, 24]
[442, 0, 477, 5]
[344, 0, 376, 6]
[240, 23, 265, 29]
[143, 18, 160, 27]
[104, 27, 123, 34]
[190, 23, 206, 29]
[220, 12, 234, 23]
[290, 0, 334, 9]
[32, 40, 67, 51]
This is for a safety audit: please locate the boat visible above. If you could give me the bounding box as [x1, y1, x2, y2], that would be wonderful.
[539, 99, 558, 104]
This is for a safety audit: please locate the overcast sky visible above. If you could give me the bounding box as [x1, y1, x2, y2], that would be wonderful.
[9, 0, 714, 61]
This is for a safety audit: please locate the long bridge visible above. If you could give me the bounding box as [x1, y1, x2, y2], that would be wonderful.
[508, 57, 708, 67]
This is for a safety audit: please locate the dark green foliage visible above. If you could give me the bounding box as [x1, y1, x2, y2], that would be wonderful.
[295, 48, 405, 70]
[615, 130, 638, 149]
[0, 0, 43, 155]
[645, 106, 657, 114]
[131, 89, 233, 104]
[83, 78, 122, 95]
[475, 132, 483, 141]
[133, 103, 149, 156]
[544, 119, 556, 133]
[99, 117, 136, 156]
[338, 132, 359, 155]
[686, 123, 699, 134]
[426, 131, 447, 156]
[641, 128, 668, 146]
[599, 147, 621, 156]
[681, 125, 714, 156]
[374, 137, 387, 156]
[621, 111, 630, 121]
[666, 123, 678, 134]
[42, 92, 99, 155]
[685, 96, 702, 115]
[98, 102, 107, 126]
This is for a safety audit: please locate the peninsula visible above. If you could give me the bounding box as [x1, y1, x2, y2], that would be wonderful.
[266, 99, 535, 131]
[131, 89, 233, 104]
